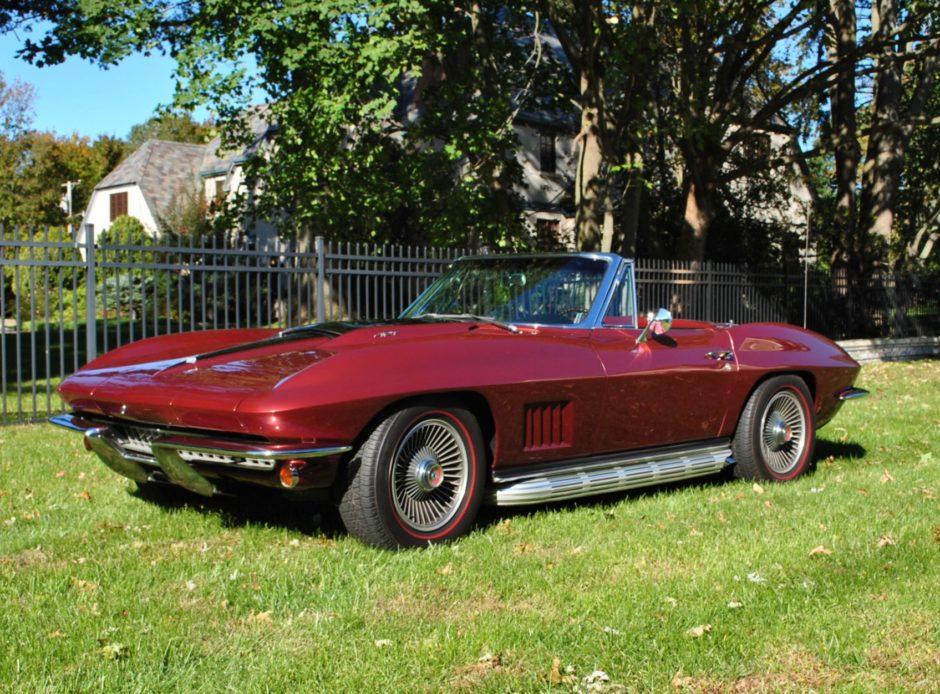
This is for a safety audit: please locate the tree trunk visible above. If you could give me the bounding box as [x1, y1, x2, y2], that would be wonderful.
[827, 0, 860, 278]
[574, 72, 607, 251]
[859, 0, 903, 260]
[678, 168, 715, 262]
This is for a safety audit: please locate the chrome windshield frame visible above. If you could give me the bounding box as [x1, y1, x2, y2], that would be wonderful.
[399, 252, 629, 330]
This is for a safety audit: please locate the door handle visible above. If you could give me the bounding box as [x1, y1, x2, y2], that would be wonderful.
[705, 350, 735, 362]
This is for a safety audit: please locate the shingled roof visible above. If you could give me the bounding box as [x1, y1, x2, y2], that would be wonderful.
[95, 140, 207, 221]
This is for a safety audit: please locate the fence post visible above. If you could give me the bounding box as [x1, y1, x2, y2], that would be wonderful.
[84, 224, 97, 363]
[315, 235, 325, 324]
[705, 261, 714, 322]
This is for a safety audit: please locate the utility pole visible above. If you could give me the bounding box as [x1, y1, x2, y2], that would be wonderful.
[61, 180, 80, 236]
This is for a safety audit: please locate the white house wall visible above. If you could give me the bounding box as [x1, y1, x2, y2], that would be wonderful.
[80, 184, 160, 243]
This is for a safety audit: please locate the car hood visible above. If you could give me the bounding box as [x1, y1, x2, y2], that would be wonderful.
[56, 320, 520, 430]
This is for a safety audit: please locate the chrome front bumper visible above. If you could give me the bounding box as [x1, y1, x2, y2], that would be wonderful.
[50, 413, 351, 496]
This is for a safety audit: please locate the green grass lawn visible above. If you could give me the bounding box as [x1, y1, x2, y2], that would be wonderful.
[1, 361, 937, 692]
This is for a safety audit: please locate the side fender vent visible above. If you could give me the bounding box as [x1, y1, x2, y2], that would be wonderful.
[524, 401, 573, 451]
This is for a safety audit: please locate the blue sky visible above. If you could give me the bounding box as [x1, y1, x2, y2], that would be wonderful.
[0, 31, 207, 140]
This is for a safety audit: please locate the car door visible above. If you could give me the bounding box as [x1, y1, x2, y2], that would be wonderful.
[590, 324, 737, 452]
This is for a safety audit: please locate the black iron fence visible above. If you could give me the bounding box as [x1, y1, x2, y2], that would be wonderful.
[3, 225, 938, 423]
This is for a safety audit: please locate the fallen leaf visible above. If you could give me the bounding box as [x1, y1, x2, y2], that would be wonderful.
[672, 670, 694, 689]
[686, 624, 712, 638]
[549, 656, 563, 685]
[857, 488, 870, 497]
[877, 535, 896, 548]
[374, 639, 393, 648]
[752, 483, 764, 495]
[764, 500, 774, 509]
[47, 630, 67, 639]
[55, 471, 66, 478]
[717, 510, 728, 523]
[477, 652, 501, 667]
[185, 580, 197, 591]
[72, 578, 99, 592]
[75, 491, 92, 501]
[916, 487, 936, 500]
[727, 600, 743, 609]
[880, 470, 895, 484]
[549, 656, 576, 685]
[809, 545, 833, 557]
[870, 592, 888, 602]
[583, 670, 610, 685]
[248, 611, 272, 624]
[97, 642, 130, 660]
[437, 563, 454, 576]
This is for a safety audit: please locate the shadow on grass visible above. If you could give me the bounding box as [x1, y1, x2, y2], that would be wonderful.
[130, 483, 346, 539]
[126, 437, 869, 544]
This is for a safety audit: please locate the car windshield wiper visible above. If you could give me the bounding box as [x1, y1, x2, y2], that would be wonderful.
[416, 312, 521, 334]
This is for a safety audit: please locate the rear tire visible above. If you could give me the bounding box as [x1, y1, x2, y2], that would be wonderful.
[337, 403, 485, 549]
[732, 375, 815, 481]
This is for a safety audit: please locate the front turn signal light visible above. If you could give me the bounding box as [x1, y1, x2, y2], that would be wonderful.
[279, 460, 307, 489]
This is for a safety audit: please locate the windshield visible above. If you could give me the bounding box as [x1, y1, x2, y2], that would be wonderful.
[401, 255, 612, 326]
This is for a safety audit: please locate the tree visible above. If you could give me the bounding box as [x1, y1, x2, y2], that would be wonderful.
[2, 1, 543, 248]
[127, 111, 213, 147]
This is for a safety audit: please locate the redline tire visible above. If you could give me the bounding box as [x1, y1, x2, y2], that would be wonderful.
[732, 375, 816, 482]
[337, 403, 485, 549]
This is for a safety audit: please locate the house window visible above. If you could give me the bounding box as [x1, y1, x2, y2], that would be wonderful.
[536, 218, 563, 250]
[109, 192, 128, 221]
[210, 179, 226, 212]
[539, 132, 556, 174]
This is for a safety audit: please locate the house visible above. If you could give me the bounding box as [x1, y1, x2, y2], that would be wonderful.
[79, 108, 278, 246]
[79, 140, 205, 243]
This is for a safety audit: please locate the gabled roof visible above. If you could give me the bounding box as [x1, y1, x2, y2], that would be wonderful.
[95, 139, 207, 221]
[200, 106, 275, 177]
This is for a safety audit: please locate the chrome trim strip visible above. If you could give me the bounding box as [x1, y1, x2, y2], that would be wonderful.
[836, 387, 869, 401]
[154, 437, 352, 460]
[488, 442, 732, 506]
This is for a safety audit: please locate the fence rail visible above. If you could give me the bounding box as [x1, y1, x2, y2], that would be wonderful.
[3, 225, 938, 424]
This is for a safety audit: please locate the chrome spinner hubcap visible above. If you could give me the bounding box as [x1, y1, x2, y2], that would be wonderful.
[415, 455, 445, 492]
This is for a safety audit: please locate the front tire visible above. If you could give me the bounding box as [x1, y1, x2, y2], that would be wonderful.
[732, 375, 816, 481]
[337, 403, 486, 549]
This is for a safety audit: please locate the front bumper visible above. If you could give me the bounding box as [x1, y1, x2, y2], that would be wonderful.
[50, 413, 351, 496]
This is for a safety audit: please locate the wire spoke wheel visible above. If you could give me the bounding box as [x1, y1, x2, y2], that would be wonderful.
[391, 417, 471, 533]
[733, 376, 816, 482]
[758, 389, 808, 475]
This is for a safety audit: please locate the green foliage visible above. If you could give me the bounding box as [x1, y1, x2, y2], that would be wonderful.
[127, 110, 213, 147]
[1, 225, 85, 321]
[96, 216, 163, 317]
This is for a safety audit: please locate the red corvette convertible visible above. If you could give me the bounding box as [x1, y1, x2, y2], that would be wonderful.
[53, 253, 867, 548]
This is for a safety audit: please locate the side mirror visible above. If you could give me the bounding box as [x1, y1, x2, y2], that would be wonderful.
[636, 308, 673, 344]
